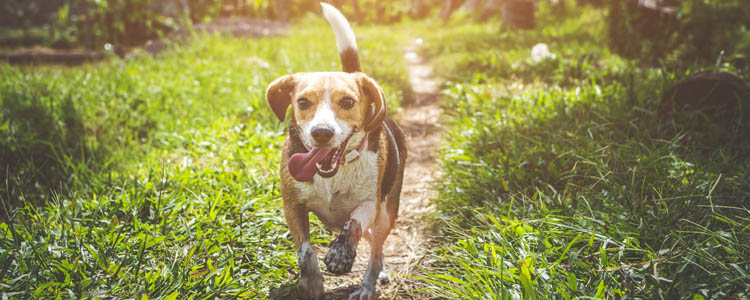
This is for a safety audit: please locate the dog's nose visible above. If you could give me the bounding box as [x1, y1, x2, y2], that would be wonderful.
[311, 127, 334, 144]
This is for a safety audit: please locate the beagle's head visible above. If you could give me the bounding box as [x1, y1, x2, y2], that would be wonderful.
[266, 72, 386, 179]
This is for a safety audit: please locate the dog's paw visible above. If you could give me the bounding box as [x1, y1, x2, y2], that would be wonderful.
[324, 220, 361, 275]
[348, 284, 376, 300]
[378, 269, 391, 285]
[298, 276, 325, 300]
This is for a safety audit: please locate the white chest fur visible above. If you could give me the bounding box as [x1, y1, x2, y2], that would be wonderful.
[294, 149, 378, 230]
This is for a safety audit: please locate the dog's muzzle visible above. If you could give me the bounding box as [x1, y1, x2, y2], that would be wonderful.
[288, 131, 367, 182]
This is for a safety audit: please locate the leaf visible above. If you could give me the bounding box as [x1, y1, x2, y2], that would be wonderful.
[0, 119, 9, 132]
[595, 280, 605, 298]
[164, 291, 179, 300]
[190, 269, 209, 279]
[566, 272, 577, 291]
[520, 260, 537, 300]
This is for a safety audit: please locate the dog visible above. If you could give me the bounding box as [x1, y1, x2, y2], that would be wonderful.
[265, 3, 406, 300]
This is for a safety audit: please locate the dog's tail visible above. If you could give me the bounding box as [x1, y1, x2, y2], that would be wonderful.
[320, 2, 361, 73]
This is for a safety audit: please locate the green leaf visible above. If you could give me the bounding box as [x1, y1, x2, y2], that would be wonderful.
[566, 272, 577, 291]
[595, 280, 605, 299]
[520, 260, 537, 300]
[164, 291, 179, 300]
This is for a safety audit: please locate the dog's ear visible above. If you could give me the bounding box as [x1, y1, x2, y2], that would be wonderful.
[358, 74, 387, 132]
[266, 75, 297, 122]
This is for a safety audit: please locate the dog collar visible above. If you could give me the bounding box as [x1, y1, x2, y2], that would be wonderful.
[342, 132, 368, 165]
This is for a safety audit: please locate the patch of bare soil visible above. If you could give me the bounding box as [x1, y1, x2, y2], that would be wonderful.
[0, 46, 107, 65]
[323, 42, 442, 299]
[1, 18, 285, 65]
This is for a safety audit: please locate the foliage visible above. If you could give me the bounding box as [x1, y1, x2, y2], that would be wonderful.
[422, 3, 624, 86]
[607, 0, 750, 65]
[418, 2, 750, 299]
[0, 19, 410, 298]
[72, 0, 169, 48]
[0, 0, 425, 50]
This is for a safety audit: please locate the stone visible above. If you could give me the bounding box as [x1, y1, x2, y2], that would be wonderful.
[660, 70, 750, 117]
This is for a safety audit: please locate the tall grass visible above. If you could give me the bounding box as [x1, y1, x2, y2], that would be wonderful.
[0, 17, 410, 298]
[418, 3, 750, 299]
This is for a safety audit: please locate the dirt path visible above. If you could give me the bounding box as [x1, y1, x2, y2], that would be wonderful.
[323, 40, 442, 299]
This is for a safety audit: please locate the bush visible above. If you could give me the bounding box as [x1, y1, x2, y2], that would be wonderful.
[1, 0, 424, 50]
[607, 0, 750, 64]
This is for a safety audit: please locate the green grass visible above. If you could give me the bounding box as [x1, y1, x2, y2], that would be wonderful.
[0, 27, 50, 50]
[0, 16, 410, 299]
[416, 4, 750, 300]
[3, 3, 750, 299]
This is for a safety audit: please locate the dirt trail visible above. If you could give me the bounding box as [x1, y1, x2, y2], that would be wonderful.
[323, 40, 442, 299]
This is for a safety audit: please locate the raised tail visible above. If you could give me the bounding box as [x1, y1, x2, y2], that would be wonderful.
[320, 2, 361, 73]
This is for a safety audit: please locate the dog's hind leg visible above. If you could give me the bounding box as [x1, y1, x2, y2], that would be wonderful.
[284, 202, 324, 300]
[348, 205, 392, 300]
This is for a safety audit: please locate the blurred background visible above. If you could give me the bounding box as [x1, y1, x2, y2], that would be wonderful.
[1, 0, 749, 63]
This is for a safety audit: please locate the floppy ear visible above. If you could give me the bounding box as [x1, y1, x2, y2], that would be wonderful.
[358, 74, 387, 132]
[265, 75, 297, 122]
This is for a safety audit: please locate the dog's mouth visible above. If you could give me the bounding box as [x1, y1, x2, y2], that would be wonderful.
[288, 134, 354, 182]
[315, 138, 350, 177]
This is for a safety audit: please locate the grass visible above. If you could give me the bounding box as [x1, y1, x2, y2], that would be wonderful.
[2, 2, 750, 299]
[0, 16, 410, 298]
[0, 27, 50, 50]
[416, 3, 750, 300]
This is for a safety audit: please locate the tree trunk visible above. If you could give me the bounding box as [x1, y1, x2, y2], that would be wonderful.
[462, 0, 482, 14]
[440, 0, 455, 19]
[351, 0, 361, 22]
[411, 0, 426, 18]
[275, 0, 288, 23]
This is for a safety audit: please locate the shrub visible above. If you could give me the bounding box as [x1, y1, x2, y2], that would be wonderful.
[607, 0, 750, 64]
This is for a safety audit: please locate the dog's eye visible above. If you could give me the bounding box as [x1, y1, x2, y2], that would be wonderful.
[338, 97, 355, 110]
[297, 98, 311, 110]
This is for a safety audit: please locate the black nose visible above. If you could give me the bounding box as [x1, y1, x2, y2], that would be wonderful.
[311, 127, 334, 144]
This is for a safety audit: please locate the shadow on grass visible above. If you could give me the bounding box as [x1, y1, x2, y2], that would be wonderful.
[325, 284, 360, 300]
[268, 279, 361, 300]
[269, 279, 297, 300]
[1, 85, 105, 217]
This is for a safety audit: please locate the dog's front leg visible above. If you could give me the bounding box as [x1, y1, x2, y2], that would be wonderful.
[349, 203, 391, 300]
[285, 202, 324, 300]
[324, 201, 376, 275]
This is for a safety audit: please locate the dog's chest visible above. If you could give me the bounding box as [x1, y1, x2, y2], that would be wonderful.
[294, 150, 378, 230]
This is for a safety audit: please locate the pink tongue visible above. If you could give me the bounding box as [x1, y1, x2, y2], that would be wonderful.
[288, 148, 333, 182]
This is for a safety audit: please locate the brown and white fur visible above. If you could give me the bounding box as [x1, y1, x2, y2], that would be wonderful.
[265, 3, 406, 300]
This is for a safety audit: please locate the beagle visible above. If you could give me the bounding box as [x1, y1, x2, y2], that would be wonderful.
[265, 3, 406, 300]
